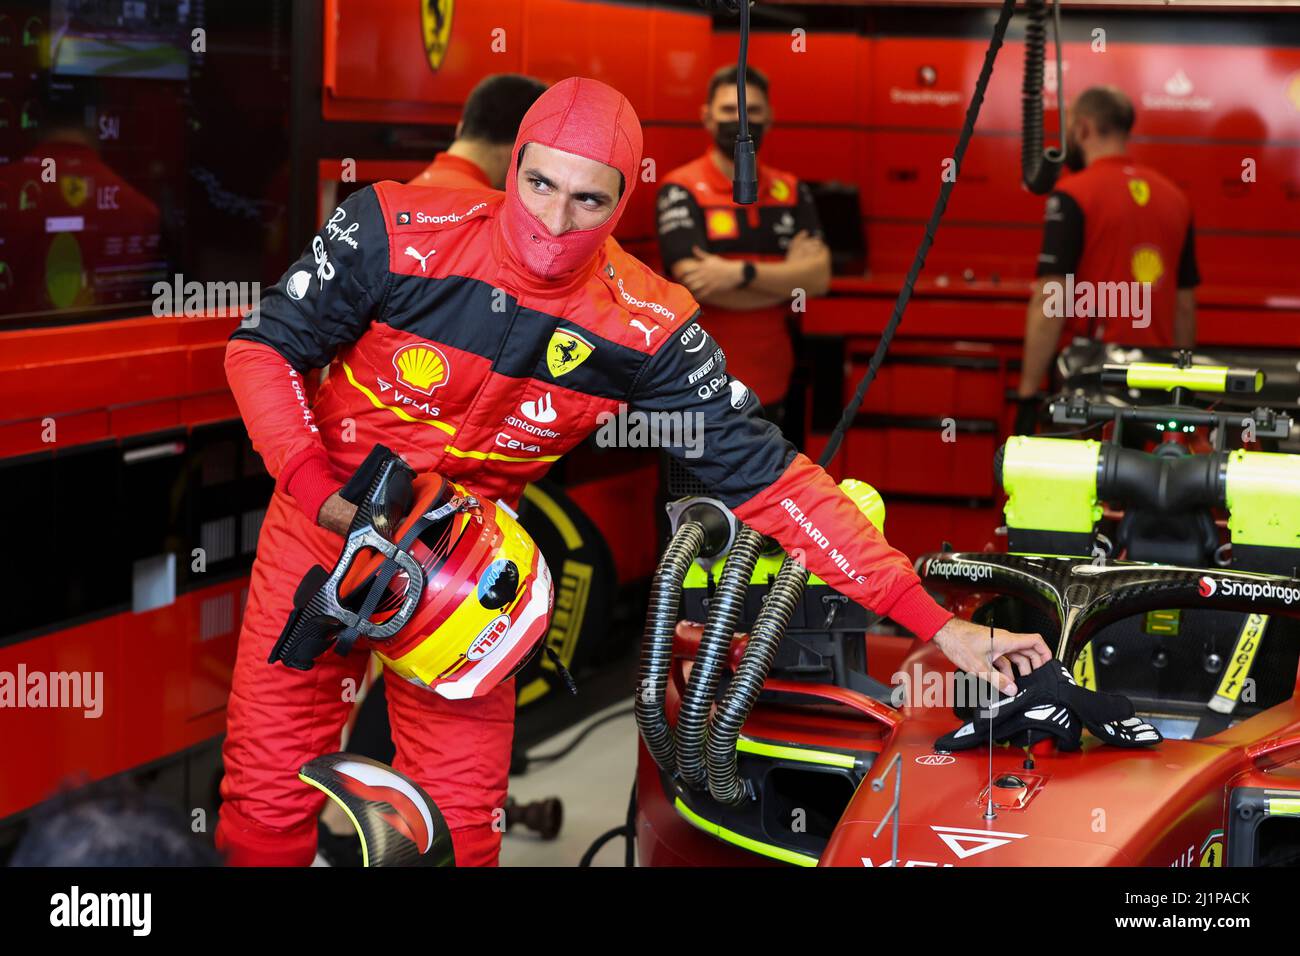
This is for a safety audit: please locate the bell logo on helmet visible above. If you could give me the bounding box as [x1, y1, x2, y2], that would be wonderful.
[393, 343, 450, 395]
[468, 614, 511, 661]
[1199, 576, 1217, 597]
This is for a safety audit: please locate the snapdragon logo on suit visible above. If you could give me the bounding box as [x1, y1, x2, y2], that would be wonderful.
[1198, 576, 1217, 598]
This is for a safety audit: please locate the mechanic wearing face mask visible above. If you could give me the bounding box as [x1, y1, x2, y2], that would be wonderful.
[656, 65, 831, 426]
[218, 76, 1048, 867]
[1017, 85, 1200, 420]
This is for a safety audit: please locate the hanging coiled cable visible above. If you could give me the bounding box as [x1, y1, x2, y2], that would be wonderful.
[635, 520, 706, 775]
[706, 554, 809, 805]
[674, 526, 764, 790]
[1021, 0, 1066, 195]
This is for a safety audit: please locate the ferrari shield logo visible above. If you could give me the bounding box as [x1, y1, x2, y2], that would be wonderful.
[59, 175, 89, 208]
[547, 329, 594, 378]
[421, 0, 454, 73]
[1128, 178, 1151, 207]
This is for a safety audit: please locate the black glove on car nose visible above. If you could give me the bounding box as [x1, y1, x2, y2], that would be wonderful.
[1056, 664, 1163, 747]
[936, 662, 1082, 752]
[935, 660, 1162, 752]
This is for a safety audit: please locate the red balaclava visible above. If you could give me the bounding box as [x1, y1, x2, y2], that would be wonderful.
[500, 76, 643, 280]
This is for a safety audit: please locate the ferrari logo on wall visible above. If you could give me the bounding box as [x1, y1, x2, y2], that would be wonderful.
[422, 0, 454, 73]
[547, 329, 594, 378]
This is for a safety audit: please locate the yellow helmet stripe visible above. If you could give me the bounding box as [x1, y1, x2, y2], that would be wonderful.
[340, 361, 457, 436]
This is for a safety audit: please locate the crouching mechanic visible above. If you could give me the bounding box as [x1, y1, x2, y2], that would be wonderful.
[217, 76, 1050, 866]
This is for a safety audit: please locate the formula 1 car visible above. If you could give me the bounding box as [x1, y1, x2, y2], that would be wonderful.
[634, 353, 1300, 867]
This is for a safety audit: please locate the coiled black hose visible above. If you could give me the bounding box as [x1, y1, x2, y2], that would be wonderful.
[635, 521, 705, 775]
[1022, 0, 1065, 195]
[706, 555, 810, 805]
[675, 527, 764, 790]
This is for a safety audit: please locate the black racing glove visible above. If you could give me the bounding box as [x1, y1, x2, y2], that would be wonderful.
[1012, 394, 1041, 437]
[936, 661, 1162, 751]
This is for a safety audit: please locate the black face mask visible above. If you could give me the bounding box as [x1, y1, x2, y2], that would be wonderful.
[713, 120, 766, 157]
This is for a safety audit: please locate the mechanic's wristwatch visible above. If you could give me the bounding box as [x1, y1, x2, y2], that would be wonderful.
[739, 261, 757, 289]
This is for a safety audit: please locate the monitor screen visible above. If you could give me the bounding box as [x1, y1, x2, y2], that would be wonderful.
[0, 0, 292, 326]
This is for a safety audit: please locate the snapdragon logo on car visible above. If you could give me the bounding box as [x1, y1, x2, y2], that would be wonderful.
[927, 560, 994, 583]
[1201, 575, 1300, 605]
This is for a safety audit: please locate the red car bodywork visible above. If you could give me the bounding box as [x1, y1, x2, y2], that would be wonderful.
[637, 614, 1300, 867]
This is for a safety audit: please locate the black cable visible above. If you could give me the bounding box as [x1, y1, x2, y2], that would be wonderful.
[819, 0, 1019, 468]
[579, 825, 626, 867]
[624, 778, 637, 867]
[1037, 421, 1106, 439]
[578, 778, 637, 867]
[521, 705, 634, 769]
[732, 0, 757, 203]
[1050, 0, 1066, 160]
[736, 0, 749, 143]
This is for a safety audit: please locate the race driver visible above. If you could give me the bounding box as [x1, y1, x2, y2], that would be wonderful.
[218, 76, 1049, 867]
[1018, 85, 1200, 408]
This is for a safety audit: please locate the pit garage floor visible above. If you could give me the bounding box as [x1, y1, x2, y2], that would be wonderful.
[501, 700, 638, 867]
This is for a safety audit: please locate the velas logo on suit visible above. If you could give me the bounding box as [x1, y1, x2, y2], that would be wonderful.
[392, 343, 450, 394]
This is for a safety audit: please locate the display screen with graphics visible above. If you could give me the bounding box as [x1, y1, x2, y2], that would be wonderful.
[0, 1, 291, 325]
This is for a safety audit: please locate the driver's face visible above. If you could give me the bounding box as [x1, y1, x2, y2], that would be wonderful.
[515, 143, 622, 236]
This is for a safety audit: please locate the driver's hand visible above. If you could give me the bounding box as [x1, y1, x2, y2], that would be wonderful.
[931, 617, 1051, 695]
[317, 491, 358, 537]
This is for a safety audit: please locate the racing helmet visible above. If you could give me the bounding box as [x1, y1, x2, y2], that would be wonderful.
[344, 474, 553, 699]
[270, 448, 553, 701]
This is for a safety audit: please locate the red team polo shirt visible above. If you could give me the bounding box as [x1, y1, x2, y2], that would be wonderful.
[1036, 154, 1200, 346]
[656, 153, 823, 407]
[409, 152, 494, 191]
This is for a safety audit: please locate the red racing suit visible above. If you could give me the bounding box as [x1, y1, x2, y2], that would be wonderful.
[217, 179, 953, 866]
